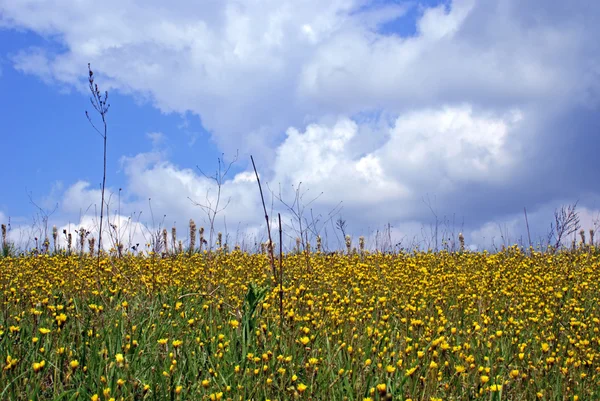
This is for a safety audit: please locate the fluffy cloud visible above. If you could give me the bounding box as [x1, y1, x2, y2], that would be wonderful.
[4, 0, 597, 154]
[2, 0, 600, 249]
[50, 106, 524, 249]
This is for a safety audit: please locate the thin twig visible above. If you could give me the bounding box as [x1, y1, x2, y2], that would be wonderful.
[278, 213, 284, 336]
[524, 207, 532, 251]
[250, 155, 277, 282]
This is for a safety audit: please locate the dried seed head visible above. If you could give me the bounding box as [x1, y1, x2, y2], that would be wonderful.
[198, 227, 205, 251]
[162, 229, 168, 252]
[88, 237, 96, 256]
[189, 220, 196, 254]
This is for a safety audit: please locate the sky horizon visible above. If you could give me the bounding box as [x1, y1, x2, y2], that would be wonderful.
[1, 0, 599, 252]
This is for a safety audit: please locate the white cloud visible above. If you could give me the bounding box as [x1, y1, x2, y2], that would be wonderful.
[146, 132, 166, 150]
[53, 214, 150, 253]
[381, 105, 521, 188]
[469, 202, 600, 251]
[62, 181, 102, 215]
[272, 118, 409, 205]
[44, 106, 522, 249]
[2, 0, 600, 250]
[3, 0, 597, 156]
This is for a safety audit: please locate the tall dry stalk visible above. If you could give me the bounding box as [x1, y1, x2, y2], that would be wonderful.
[250, 155, 277, 282]
[85, 63, 110, 264]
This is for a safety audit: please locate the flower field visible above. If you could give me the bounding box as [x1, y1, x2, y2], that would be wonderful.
[1, 248, 599, 400]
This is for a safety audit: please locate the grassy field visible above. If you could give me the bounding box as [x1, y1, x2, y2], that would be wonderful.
[1, 248, 599, 400]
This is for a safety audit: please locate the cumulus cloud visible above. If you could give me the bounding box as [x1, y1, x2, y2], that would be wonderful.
[4, 0, 597, 153]
[2, 0, 600, 249]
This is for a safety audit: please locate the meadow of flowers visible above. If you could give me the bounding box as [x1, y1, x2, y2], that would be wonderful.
[1, 247, 599, 400]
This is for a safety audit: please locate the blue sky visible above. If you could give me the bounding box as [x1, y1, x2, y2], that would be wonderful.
[0, 29, 220, 216]
[1, 0, 599, 251]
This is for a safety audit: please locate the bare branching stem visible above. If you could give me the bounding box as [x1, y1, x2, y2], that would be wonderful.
[85, 63, 110, 268]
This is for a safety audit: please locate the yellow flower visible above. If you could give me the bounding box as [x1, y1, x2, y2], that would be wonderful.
[297, 383, 308, 393]
[39, 328, 51, 335]
[158, 338, 168, 345]
[172, 340, 183, 348]
[490, 384, 502, 392]
[405, 366, 418, 376]
[541, 343, 550, 353]
[386, 365, 396, 374]
[56, 313, 67, 326]
[175, 385, 183, 394]
[480, 375, 489, 384]
[4, 355, 18, 371]
[90, 395, 99, 401]
[229, 320, 240, 329]
[300, 336, 310, 345]
[70, 360, 79, 370]
[376, 383, 386, 394]
[510, 369, 519, 379]
[429, 361, 438, 369]
[115, 353, 124, 364]
[202, 379, 210, 388]
[32, 360, 45, 373]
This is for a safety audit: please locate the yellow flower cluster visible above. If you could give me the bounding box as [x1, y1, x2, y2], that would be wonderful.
[0, 247, 599, 399]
